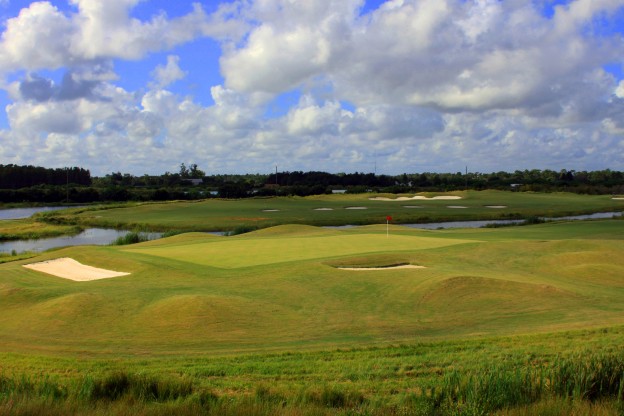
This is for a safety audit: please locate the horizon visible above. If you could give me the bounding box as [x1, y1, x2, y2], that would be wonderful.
[0, 1, 623, 176]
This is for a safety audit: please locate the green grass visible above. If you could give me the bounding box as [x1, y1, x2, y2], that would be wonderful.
[0, 212, 623, 414]
[42, 190, 624, 232]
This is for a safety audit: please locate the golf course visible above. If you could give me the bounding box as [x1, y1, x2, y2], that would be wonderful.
[1, 191, 623, 415]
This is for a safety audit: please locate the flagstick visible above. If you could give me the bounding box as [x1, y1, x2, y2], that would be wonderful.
[386, 219, 389, 238]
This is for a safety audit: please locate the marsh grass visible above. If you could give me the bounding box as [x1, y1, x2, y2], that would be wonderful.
[109, 231, 150, 245]
[225, 224, 259, 236]
[0, 219, 82, 241]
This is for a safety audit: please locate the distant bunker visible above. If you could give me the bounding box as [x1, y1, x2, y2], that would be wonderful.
[337, 264, 426, 271]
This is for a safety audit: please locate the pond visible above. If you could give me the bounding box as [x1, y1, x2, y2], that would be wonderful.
[0, 228, 162, 254]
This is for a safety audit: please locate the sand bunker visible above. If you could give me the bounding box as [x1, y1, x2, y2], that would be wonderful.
[447, 205, 468, 209]
[485, 205, 508, 208]
[403, 205, 423, 209]
[345, 206, 368, 210]
[613, 197, 624, 200]
[370, 195, 462, 201]
[338, 265, 426, 271]
[262, 209, 280, 212]
[23, 258, 130, 281]
[314, 208, 334, 211]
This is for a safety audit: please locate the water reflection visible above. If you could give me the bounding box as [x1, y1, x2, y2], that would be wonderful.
[0, 228, 162, 254]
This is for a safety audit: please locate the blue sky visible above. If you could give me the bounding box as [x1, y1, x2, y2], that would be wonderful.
[0, 0, 623, 176]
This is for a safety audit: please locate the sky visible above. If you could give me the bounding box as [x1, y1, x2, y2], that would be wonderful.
[0, 0, 623, 176]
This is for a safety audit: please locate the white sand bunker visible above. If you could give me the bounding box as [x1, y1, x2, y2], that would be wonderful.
[262, 209, 280, 212]
[338, 265, 425, 271]
[403, 205, 423, 209]
[370, 195, 462, 201]
[23, 258, 130, 281]
[314, 208, 334, 211]
[345, 206, 368, 210]
[447, 205, 468, 209]
[613, 197, 624, 200]
[485, 205, 508, 209]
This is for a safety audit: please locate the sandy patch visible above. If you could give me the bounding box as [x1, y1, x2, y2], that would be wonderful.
[485, 205, 508, 209]
[403, 205, 423, 208]
[345, 206, 368, 210]
[613, 197, 624, 200]
[314, 208, 334, 211]
[338, 265, 426, 271]
[447, 205, 468, 209]
[262, 209, 280, 212]
[23, 258, 130, 281]
[370, 195, 462, 201]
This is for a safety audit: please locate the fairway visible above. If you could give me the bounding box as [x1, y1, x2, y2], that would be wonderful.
[47, 190, 624, 232]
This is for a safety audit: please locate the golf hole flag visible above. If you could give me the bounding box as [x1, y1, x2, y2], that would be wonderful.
[386, 216, 392, 237]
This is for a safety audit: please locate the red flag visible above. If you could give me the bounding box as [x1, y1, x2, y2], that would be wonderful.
[386, 216, 392, 221]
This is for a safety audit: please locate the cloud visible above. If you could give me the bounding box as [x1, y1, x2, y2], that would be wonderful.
[617, 81, 624, 99]
[18, 71, 102, 102]
[0, 2, 75, 71]
[0, 0, 623, 176]
[220, 0, 623, 116]
[0, 1, 239, 73]
[150, 55, 187, 89]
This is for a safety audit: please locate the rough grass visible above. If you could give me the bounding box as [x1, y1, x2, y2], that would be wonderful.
[1, 331, 624, 415]
[0, 218, 82, 241]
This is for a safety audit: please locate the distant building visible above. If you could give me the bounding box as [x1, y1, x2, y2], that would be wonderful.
[332, 189, 347, 194]
[183, 179, 204, 186]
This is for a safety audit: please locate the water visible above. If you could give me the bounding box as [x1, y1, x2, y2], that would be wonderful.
[403, 219, 524, 230]
[0, 228, 162, 254]
[545, 212, 622, 221]
[328, 212, 623, 231]
[0, 206, 77, 220]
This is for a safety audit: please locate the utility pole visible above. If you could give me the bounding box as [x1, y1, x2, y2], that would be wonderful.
[275, 165, 278, 187]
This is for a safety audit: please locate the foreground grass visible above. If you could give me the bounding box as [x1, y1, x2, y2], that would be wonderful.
[0, 328, 623, 415]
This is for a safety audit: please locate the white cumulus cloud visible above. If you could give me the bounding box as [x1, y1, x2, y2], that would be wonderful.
[150, 55, 187, 89]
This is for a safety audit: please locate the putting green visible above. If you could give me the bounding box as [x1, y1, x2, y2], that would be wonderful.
[124, 227, 474, 268]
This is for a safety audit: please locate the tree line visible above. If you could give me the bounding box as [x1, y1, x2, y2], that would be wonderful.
[0, 164, 91, 189]
[0, 164, 622, 204]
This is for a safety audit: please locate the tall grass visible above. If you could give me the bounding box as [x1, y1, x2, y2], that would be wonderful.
[109, 231, 149, 245]
[436, 353, 624, 415]
[0, 353, 622, 415]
